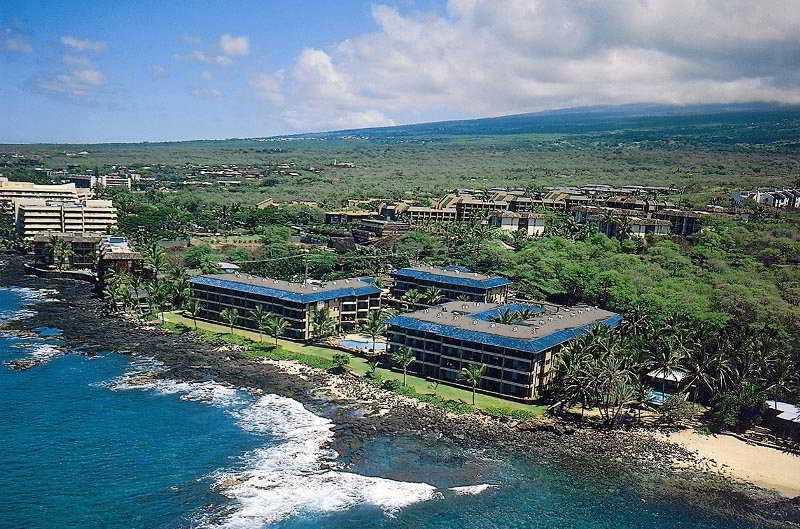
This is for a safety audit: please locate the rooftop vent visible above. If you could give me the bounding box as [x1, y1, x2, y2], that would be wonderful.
[462, 303, 468, 309]
[472, 320, 478, 325]
[512, 326, 518, 332]
[490, 323, 496, 328]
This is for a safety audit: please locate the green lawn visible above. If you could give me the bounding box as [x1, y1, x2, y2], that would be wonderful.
[164, 311, 547, 415]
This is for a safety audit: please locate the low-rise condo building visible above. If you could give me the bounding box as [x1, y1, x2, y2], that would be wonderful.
[31, 232, 104, 268]
[387, 301, 622, 400]
[189, 273, 382, 340]
[488, 211, 547, 236]
[14, 199, 118, 239]
[391, 265, 511, 303]
[352, 219, 410, 244]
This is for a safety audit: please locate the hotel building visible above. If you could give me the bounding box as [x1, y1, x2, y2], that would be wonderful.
[189, 273, 382, 340]
[391, 265, 511, 303]
[387, 301, 622, 400]
[14, 199, 118, 239]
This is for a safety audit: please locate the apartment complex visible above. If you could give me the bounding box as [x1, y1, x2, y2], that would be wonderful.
[573, 206, 671, 237]
[732, 189, 800, 209]
[189, 273, 382, 340]
[15, 199, 118, 239]
[68, 174, 133, 191]
[386, 301, 622, 400]
[352, 219, 410, 244]
[488, 211, 547, 236]
[31, 232, 104, 268]
[391, 265, 511, 303]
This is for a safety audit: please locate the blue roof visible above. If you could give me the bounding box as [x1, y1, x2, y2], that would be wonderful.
[471, 303, 544, 322]
[190, 276, 381, 304]
[386, 313, 623, 354]
[392, 268, 512, 289]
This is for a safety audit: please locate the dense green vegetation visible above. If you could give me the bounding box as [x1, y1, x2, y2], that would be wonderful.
[3, 103, 799, 208]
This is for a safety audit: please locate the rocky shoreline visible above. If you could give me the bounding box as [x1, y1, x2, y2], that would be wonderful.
[1, 253, 798, 528]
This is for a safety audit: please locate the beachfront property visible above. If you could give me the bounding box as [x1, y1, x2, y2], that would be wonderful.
[488, 211, 547, 236]
[386, 301, 622, 400]
[189, 273, 382, 340]
[31, 231, 104, 268]
[390, 265, 511, 303]
[97, 236, 144, 282]
[14, 199, 118, 239]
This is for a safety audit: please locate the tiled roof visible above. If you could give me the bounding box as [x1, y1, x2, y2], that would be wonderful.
[190, 274, 381, 303]
[391, 266, 512, 289]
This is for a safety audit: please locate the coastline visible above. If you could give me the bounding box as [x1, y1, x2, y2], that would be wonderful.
[1, 254, 798, 528]
[658, 429, 800, 499]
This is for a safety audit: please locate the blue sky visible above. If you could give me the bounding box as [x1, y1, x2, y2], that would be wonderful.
[2, 1, 799, 143]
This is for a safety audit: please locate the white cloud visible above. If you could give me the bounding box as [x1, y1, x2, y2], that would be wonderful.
[178, 50, 232, 65]
[201, 70, 213, 80]
[192, 87, 223, 98]
[60, 36, 107, 52]
[35, 54, 107, 100]
[2, 29, 32, 53]
[253, 0, 800, 132]
[219, 34, 249, 56]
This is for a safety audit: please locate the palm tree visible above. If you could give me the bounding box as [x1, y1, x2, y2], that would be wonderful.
[185, 299, 201, 329]
[459, 363, 487, 405]
[307, 307, 338, 342]
[264, 314, 288, 346]
[647, 339, 686, 395]
[146, 280, 168, 323]
[220, 307, 239, 334]
[144, 242, 167, 278]
[51, 237, 73, 270]
[359, 309, 391, 354]
[421, 287, 444, 305]
[492, 309, 520, 324]
[392, 346, 416, 386]
[250, 305, 269, 342]
[402, 288, 422, 305]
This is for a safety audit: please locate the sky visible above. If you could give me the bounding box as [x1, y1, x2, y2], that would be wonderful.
[2, 0, 799, 143]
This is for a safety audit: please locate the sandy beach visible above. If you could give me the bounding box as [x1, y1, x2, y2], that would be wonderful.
[663, 429, 800, 498]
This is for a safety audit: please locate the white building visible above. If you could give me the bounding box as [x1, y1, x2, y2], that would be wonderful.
[732, 189, 800, 209]
[488, 211, 547, 236]
[14, 199, 118, 239]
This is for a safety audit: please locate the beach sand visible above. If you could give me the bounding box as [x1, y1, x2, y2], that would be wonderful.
[663, 429, 800, 498]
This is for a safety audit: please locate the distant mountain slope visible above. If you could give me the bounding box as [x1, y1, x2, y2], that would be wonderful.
[277, 102, 800, 140]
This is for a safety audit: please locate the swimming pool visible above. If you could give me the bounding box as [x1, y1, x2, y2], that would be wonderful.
[338, 340, 387, 352]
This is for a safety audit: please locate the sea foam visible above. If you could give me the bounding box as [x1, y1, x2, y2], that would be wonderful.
[109, 369, 491, 528]
[210, 394, 439, 528]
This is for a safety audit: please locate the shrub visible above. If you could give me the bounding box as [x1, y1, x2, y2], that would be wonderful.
[659, 396, 696, 425]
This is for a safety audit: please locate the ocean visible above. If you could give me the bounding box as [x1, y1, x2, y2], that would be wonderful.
[0, 286, 765, 529]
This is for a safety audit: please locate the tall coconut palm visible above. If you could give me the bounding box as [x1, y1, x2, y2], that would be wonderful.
[264, 314, 288, 346]
[359, 309, 390, 354]
[459, 363, 487, 405]
[250, 305, 269, 342]
[144, 242, 167, 278]
[146, 280, 169, 323]
[220, 307, 239, 334]
[392, 346, 416, 386]
[185, 299, 202, 329]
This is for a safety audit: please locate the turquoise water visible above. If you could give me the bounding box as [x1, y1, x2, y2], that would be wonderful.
[0, 286, 765, 529]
